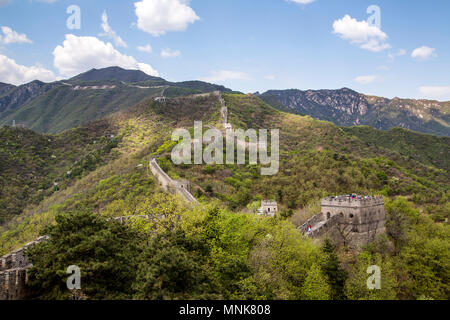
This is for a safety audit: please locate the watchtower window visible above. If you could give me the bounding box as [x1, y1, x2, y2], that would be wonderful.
[349, 214, 354, 218]
[327, 212, 331, 220]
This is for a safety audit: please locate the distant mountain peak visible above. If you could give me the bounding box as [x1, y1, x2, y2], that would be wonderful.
[70, 66, 163, 83]
[0, 82, 16, 96]
[0, 82, 15, 88]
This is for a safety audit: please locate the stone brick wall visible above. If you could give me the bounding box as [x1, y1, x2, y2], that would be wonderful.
[298, 212, 325, 234]
[298, 195, 386, 248]
[0, 236, 49, 300]
[149, 158, 198, 204]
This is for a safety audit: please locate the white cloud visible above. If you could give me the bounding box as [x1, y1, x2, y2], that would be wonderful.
[134, 0, 199, 36]
[288, 0, 316, 4]
[332, 15, 390, 52]
[388, 49, 406, 61]
[0, 26, 32, 44]
[99, 11, 127, 48]
[419, 86, 450, 99]
[53, 34, 158, 78]
[137, 44, 153, 53]
[377, 65, 389, 71]
[200, 70, 251, 83]
[264, 75, 277, 80]
[160, 48, 181, 58]
[355, 75, 377, 84]
[411, 46, 437, 61]
[0, 54, 56, 85]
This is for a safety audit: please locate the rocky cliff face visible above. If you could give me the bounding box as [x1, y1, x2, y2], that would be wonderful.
[259, 88, 450, 136]
[0, 83, 15, 97]
[0, 80, 60, 119]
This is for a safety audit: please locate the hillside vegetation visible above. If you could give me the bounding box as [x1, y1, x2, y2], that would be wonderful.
[0, 91, 448, 300]
[0, 121, 120, 224]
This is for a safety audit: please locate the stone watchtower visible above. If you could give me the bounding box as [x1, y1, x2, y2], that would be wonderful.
[299, 195, 386, 248]
[259, 200, 278, 217]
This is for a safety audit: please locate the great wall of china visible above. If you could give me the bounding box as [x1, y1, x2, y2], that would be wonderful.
[0, 91, 228, 300]
[1, 93, 204, 299]
[150, 90, 269, 205]
[0, 236, 49, 300]
[1, 91, 388, 299]
[298, 195, 386, 248]
[149, 158, 198, 204]
[148, 90, 228, 206]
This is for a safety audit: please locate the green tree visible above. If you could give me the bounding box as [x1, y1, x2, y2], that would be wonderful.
[321, 239, 348, 300]
[398, 224, 450, 299]
[26, 207, 143, 300]
[385, 197, 417, 252]
[133, 229, 215, 300]
[301, 263, 331, 300]
[345, 252, 397, 300]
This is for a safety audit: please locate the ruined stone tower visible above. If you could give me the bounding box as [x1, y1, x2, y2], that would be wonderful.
[299, 195, 386, 248]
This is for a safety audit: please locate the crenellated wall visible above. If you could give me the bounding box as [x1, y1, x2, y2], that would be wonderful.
[149, 158, 198, 204]
[298, 195, 386, 248]
[0, 236, 49, 300]
[298, 213, 325, 234]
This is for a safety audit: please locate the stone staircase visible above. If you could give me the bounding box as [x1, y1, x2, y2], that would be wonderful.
[298, 213, 340, 238]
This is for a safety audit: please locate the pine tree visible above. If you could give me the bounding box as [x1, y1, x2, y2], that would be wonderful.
[26, 207, 143, 299]
[321, 239, 348, 300]
[302, 263, 331, 300]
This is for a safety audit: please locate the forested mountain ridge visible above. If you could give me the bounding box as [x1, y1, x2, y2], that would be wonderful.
[0, 67, 235, 134]
[258, 88, 450, 136]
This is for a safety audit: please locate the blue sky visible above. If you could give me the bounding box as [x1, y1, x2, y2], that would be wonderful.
[0, 0, 449, 100]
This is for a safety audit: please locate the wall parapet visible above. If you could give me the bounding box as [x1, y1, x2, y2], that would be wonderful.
[298, 195, 386, 248]
[298, 213, 324, 234]
[321, 195, 384, 208]
[149, 158, 198, 204]
[0, 236, 49, 300]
